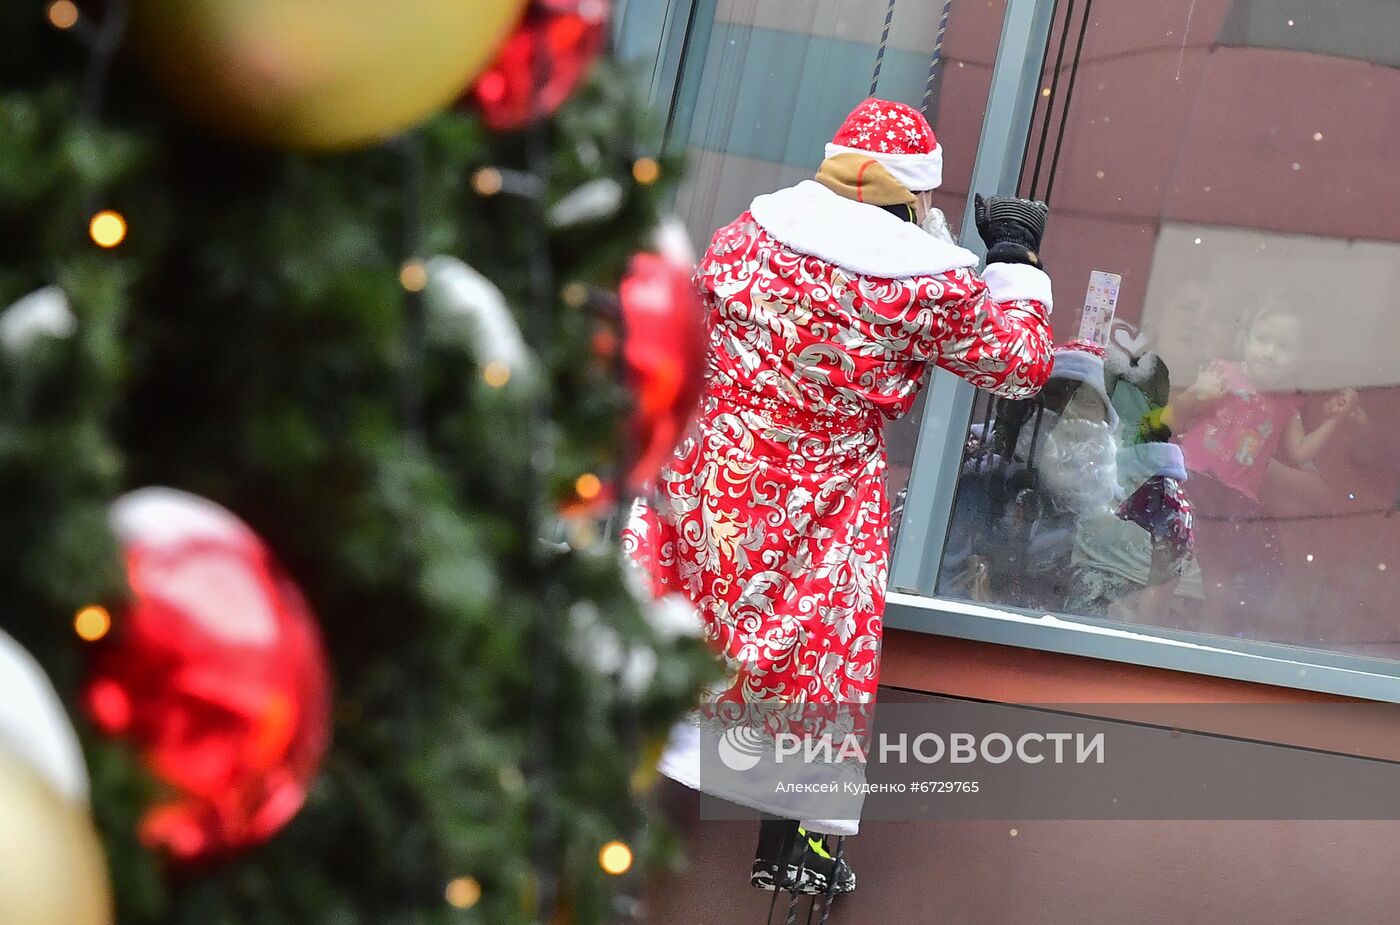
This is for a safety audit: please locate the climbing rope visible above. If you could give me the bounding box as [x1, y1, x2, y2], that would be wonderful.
[869, 0, 900, 95]
[1026, 0, 1095, 205]
[922, 0, 955, 114]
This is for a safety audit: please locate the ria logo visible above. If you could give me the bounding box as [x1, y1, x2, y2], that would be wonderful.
[717, 726, 766, 771]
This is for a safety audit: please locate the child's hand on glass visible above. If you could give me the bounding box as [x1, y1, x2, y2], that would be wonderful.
[1190, 363, 1227, 401]
[1324, 387, 1359, 421]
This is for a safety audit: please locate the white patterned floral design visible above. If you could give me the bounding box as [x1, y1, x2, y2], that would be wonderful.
[623, 205, 1053, 749]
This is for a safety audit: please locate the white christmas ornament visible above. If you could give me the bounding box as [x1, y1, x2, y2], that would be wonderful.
[0, 629, 89, 804]
[568, 601, 622, 674]
[567, 600, 666, 697]
[0, 286, 77, 352]
[652, 216, 698, 267]
[547, 178, 624, 229]
[620, 646, 657, 697]
[644, 594, 705, 642]
[424, 256, 537, 388]
[618, 552, 705, 641]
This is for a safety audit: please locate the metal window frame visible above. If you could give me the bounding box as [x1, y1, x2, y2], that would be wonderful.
[889, 0, 1057, 596]
[612, 0, 713, 151]
[660, 0, 715, 157]
[647, 0, 1400, 704]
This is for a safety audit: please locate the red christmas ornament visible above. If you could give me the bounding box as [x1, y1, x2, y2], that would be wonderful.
[619, 244, 706, 494]
[83, 488, 331, 865]
[472, 0, 610, 130]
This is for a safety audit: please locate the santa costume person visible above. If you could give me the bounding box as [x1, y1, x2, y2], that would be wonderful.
[623, 98, 1056, 893]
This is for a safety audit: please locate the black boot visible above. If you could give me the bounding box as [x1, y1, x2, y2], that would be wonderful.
[751, 818, 801, 892]
[751, 819, 855, 895]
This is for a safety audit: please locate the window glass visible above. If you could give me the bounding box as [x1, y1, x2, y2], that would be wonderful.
[665, 0, 1012, 513]
[935, 0, 1400, 659]
[675, 0, 1009, 245]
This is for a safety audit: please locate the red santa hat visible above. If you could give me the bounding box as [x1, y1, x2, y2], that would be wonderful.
[825, 98, 944, 192]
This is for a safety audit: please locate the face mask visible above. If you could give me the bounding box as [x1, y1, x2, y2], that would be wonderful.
[921, 207, 956, 245]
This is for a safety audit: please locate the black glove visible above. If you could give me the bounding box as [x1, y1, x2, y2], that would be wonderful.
[974, 193, 1048, 269]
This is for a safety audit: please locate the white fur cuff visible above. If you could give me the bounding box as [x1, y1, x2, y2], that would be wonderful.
[981, 262, 1053, 313]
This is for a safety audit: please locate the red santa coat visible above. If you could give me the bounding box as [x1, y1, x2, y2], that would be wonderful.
[623, 179, 1054, 827]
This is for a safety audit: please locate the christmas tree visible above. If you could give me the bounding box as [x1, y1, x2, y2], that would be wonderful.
[0, 2, 714, 922]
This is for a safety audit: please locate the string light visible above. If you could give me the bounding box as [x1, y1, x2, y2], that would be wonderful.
[560, 282, 589, 308]
[74, 605, 111, 642]
[1380, 563, 1388, 572]
[1306, 554, 1314, 562]
[1040, 87, 1051, 97]
[599, 840, 633, 875]
[444, 876, 481, 909]
[1009, 828, 1019, 837]
[1313, 132, 1324, 141]
[497, 765, 525, 793]
[575, 473, 602, 501]
[398, 259, 427, 292]
[46, 0, 78, 29]
[89, 209, 127, 248]
[631, 157, 660, 186]
[482, 361, 511, 388]
[472, 167, 504, 197]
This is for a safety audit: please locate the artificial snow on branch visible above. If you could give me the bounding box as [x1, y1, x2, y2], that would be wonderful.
[424, 256, 538, 391]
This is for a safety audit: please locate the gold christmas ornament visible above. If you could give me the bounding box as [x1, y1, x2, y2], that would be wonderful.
[0, 752, 112, 925]
[129, 0, 529, 149]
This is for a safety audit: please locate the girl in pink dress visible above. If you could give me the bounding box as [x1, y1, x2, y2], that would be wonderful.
[1168, 305, 1355, 632]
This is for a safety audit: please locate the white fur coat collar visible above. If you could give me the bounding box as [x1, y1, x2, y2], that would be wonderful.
[747, 180, 980, 280]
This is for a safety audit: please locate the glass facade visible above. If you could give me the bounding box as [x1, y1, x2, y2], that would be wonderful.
[668, 0, 1007, 247]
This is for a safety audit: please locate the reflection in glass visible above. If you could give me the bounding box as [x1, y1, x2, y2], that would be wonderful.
[930, 0, 1400, 657]
[942, 337, 1196, 620]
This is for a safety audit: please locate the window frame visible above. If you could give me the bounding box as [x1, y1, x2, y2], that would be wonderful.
[647, 0, 1400, 704]
[611, 0, 714, 152]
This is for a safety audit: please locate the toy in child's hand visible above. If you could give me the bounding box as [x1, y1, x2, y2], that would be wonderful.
[1139, 406, 1173, 442]
[1105, 322, 1171, 408]
[1104, 320, 1175, 447]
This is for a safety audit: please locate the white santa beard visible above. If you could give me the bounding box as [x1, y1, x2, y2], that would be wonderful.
[920, 207, 956, 245]
[1017, 415, 1122, 518]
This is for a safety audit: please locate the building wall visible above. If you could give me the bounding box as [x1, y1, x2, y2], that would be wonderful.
[644, 632, 1400, 923]
[647, 801, 1400, 924]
